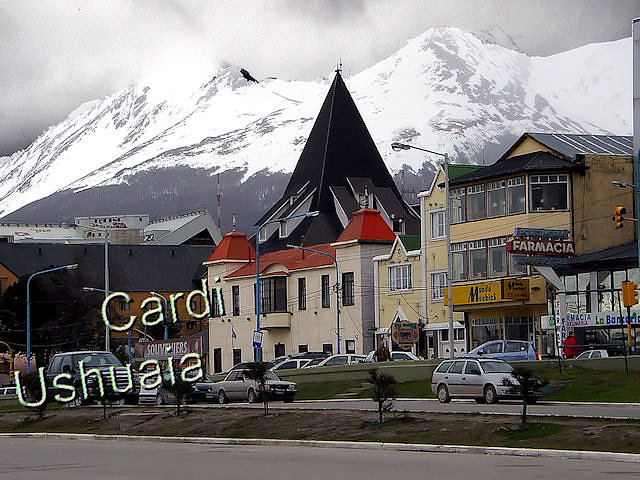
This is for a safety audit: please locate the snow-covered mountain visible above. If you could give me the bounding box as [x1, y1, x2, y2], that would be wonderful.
[0, 27, 632, 222]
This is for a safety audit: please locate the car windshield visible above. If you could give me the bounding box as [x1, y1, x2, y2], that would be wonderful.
[265, 371, 279, 381]
[480, 361, 513, 373]
[73, 353, 122, 367]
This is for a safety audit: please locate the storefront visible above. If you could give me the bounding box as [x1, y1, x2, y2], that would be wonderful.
[449, 277, 548, 351]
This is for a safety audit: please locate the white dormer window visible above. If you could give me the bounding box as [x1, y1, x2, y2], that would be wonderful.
[279, 221, 288, 238]
[259, 228, 268, 243]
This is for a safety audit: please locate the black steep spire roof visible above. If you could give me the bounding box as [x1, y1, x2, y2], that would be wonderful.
[255, 71, 419, 251]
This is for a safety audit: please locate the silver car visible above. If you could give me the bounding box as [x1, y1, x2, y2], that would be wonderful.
[212, 370, 297, 404]
[431, 358, 525, 404]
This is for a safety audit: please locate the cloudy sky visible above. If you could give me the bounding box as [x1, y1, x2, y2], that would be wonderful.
[1, 0, 638, 156]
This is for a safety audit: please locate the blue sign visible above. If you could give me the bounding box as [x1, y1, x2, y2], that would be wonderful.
[513, 228, 569, 239]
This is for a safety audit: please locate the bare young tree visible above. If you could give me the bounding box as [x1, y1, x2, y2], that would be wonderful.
[244, 362, 271, 417]
[502, 367, 548, 424]
[162, 364, 195, 416]
[368, 369, 397, 423]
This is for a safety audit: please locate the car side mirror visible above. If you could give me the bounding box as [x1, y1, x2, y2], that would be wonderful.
[62, 365, 70, 373]
[477, 351, 484, 355]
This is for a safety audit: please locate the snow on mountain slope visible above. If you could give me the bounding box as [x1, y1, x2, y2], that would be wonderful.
[0, 27, 631, 218]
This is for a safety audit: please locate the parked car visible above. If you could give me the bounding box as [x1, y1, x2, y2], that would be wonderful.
[212, 370, 296, 404]
[431, 358, 536, 404]
[270, 358, 311, 371]
[465, 340, 538, 362]
[223, 361, 276, 374]
[363, 350, 421, 362]
[302, 354, 366, 368]
[138, 369, 216, 405]
[46, 351, 139, 407]
[575, 349, 609, 359]
[289, 352, 330, 360]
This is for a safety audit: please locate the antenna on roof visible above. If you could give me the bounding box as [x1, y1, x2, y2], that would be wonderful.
[232, 213, 237, 232]
[217, 173, 222, 230]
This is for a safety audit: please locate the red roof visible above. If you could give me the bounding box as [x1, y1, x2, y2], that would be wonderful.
[225, 243, 335, 278]
[205, 231, 255, 263]
[334, 208, 395, 243]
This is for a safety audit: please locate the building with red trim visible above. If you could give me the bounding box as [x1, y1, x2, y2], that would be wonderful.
[205, 209, 395, 372]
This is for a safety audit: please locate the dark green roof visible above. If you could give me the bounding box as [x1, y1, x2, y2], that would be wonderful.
[399, 235, 420, 252]
[448, 164, 483, 180]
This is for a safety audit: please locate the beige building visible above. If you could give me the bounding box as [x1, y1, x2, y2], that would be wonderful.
[205, 209, 396, 372]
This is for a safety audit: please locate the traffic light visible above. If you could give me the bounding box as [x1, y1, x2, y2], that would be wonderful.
[614, 205, 626, 228]
[621, 281, 639, 307]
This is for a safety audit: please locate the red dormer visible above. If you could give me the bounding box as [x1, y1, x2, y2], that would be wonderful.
[204, 231, 255, 264]
[333, 209, 396, 244]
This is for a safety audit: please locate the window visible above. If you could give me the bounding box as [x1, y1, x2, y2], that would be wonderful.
[483, 342, 503, 354]
[505, 341, 526, 352]
[449, 361, 465, 374]
[469, 240, 487, 279]
[451, 242, 467, 281]
[507, 177, 526, 215]
[322, 343, 333, 354]
[342, 272, 354, 306]
[488, 237, 507, 277]
[260, 277, 287, 313]
[509, 252, 527, 275]
[455, 328, 465, 341]
[279, 221, 288, 238]
[211, 288, 224, 317]
[298, 278, 306, 310]
[274, 343, 285, 358]
[487, 180, 506, 217]
[259, 228, 268, 243]
[430, 210, 446, 239]
[389, 264, 413, 291]
[345, 340, 356, 354]
[298, 344, 308, 353]
[529, 174, 568, 211]
[441, 329, 449, 342]
[186, 321, 196, 330]
[232, 285, 240, 316]
[450, 188, 466, 224]
[392, 218, 404, 233]
[435, 361, 453, 373]
[326, 356, 348, 366]
[465, 361, 481, 375]
[431, 271, 447, 301]
[232, 349, 242, 365]
[466, 184, 485, 221]
[321, 275, 330, 308]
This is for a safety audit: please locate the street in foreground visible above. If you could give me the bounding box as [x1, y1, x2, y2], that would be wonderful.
[0, 438, 638, 480]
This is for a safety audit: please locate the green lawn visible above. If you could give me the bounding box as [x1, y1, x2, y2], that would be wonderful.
[295, 365, 640, 403]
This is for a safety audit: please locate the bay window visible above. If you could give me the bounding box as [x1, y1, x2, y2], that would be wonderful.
[450, 188, 466, 224]
[467, 184, 486, 221]
[529, 174, 568, 211]
[469, 240, 487, 279]
[487, 180, 505, 217]
[507, 176, 526, 215]
[488, 237, 507, 277]
[452, 242, 467, 281]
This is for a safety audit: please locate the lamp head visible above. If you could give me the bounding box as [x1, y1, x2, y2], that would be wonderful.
[306, 211, 320, 217]
[391, 142, 411, 151]
[66, 264, 78, 270]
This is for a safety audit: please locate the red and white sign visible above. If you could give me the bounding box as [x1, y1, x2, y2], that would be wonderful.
[507, 238, 575, 257]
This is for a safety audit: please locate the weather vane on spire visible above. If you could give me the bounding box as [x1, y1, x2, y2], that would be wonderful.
[232, 213, 237, 232]
[335, 59, 342, 75]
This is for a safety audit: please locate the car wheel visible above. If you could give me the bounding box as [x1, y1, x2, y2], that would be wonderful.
[437, 384, 451, 403]
[484, 385, 498, 404]
[247, 389, 257, 404]
[474, 397, 486, 404]
[526, 396, 538, 404]
[284, 394, 295, 403]
[217, 390, 227, 404]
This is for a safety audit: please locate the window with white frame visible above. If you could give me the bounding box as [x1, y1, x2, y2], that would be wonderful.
[259, 228, 268, 243]
[467, 184, 486, 221]
[389, 264, 413, 291]
[469, 240, 487, 279]
[509, 251, 527, 275]
[452, 242, 467, 281]
[430, 210, 446, 239]
[431, 271, 447, 301]
[487, 180, 506, 217]
[488, 237, 507, 277]
[279, 221, 288, 238]
[449, 188, 466, 224]
[507, 177, 526, 215]
[529, 174, 568, 211]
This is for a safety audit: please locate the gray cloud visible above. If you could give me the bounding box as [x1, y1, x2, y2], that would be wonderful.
[1, 0, 638, 155]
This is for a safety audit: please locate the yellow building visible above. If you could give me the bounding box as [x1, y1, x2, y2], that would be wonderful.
[446, 132, 635, 353]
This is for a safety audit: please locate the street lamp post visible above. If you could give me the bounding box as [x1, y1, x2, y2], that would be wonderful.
[255, 211, 319, 362]
[26, 263, 78, 373]
[392, 142, 455, 359]
[287, 244, 340, 353]
[150, 292, 169, 340]
[83, 287, 132, 363]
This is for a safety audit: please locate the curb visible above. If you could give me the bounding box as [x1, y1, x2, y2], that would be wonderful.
[1, 433, 638, 463]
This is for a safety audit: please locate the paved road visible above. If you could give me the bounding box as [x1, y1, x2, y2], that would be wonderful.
[176, 398, 640, 419]
[0, 437, 637, 480]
